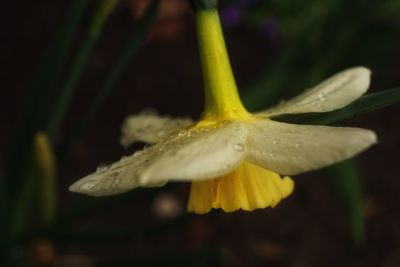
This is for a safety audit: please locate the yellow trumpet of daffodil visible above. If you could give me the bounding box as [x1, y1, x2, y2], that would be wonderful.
[70, 9, 377, 214]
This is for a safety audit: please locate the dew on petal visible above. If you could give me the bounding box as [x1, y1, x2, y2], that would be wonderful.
[272, 139, 280, 145]
[178, 130, 188, 137]
[318, 92, 327, 102]
[233, 143, 245, 151]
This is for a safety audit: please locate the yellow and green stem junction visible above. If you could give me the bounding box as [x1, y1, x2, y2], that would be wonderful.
[187, 9, 294, 214]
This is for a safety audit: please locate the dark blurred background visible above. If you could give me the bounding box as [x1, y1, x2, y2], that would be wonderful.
[1, 0, 400, 266]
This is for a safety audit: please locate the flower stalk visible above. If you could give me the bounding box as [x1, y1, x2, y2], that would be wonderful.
[196, 9, 249, 121]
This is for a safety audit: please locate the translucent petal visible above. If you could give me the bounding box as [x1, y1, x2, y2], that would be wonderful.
[69, 150, 167, 197]
[245, 119, 377, 175]
[257, 67, 371, 117]
[120, 112, 193, 147]
[138, 122, 248, 185]
[187, 161, 294, 214]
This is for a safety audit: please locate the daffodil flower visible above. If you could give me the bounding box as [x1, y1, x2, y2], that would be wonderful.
[70, 9, 377, 214]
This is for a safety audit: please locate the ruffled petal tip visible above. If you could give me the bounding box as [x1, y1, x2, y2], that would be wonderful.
[187, 161, 294, 214]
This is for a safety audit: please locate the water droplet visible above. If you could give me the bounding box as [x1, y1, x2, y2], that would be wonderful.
[178, 130, 187, 137]
[294, 143, 300, 148]
[268, 152, 275, 158]
[318, 93, 327, 102]
[272, 139, 279, 145]
[97, 165, 109, 172]
[233, 143, 245, 151]
[80, 181, 96, 191]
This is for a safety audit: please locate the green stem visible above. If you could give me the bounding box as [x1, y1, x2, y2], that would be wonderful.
[196, 9, 247, 119]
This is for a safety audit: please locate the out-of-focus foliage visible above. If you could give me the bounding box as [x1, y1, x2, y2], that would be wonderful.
[218, 0, 400, 109]
[219, 0, 400, 247]
[1, 0, 400, 266]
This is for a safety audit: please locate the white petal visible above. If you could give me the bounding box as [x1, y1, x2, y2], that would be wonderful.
[70, 122, 247, 196]
[257, 67, 371, 117]
[245, 119, 377, 175]
[120, 112, 193, 147]
[69, 150, 167, 197]
[138, 122, 248, 185]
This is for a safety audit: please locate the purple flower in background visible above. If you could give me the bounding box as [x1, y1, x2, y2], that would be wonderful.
[221, 6, 242, 27]
[220, 0, 259, 27]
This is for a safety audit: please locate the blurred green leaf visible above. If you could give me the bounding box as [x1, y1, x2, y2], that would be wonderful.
[6, 0, 90, 207]
[276, 87, 400, 125]
[18, 0, 91, 131]
[323, 161, 365, 246]
[242, 50, 296, 111]
[46, 0, 120, 138]
[6, 0, 119, 242]
[61, 0, 161, 154]
[8, 173, 36, 240]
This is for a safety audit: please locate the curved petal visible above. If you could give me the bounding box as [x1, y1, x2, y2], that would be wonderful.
[70, 122, 247, 196]
[138, 122, 248, 185]
[69, 150, 167, 197]
[120, 112, 193, 147]
[245, 119, 377, 175]
[257, 67, 371, 117]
